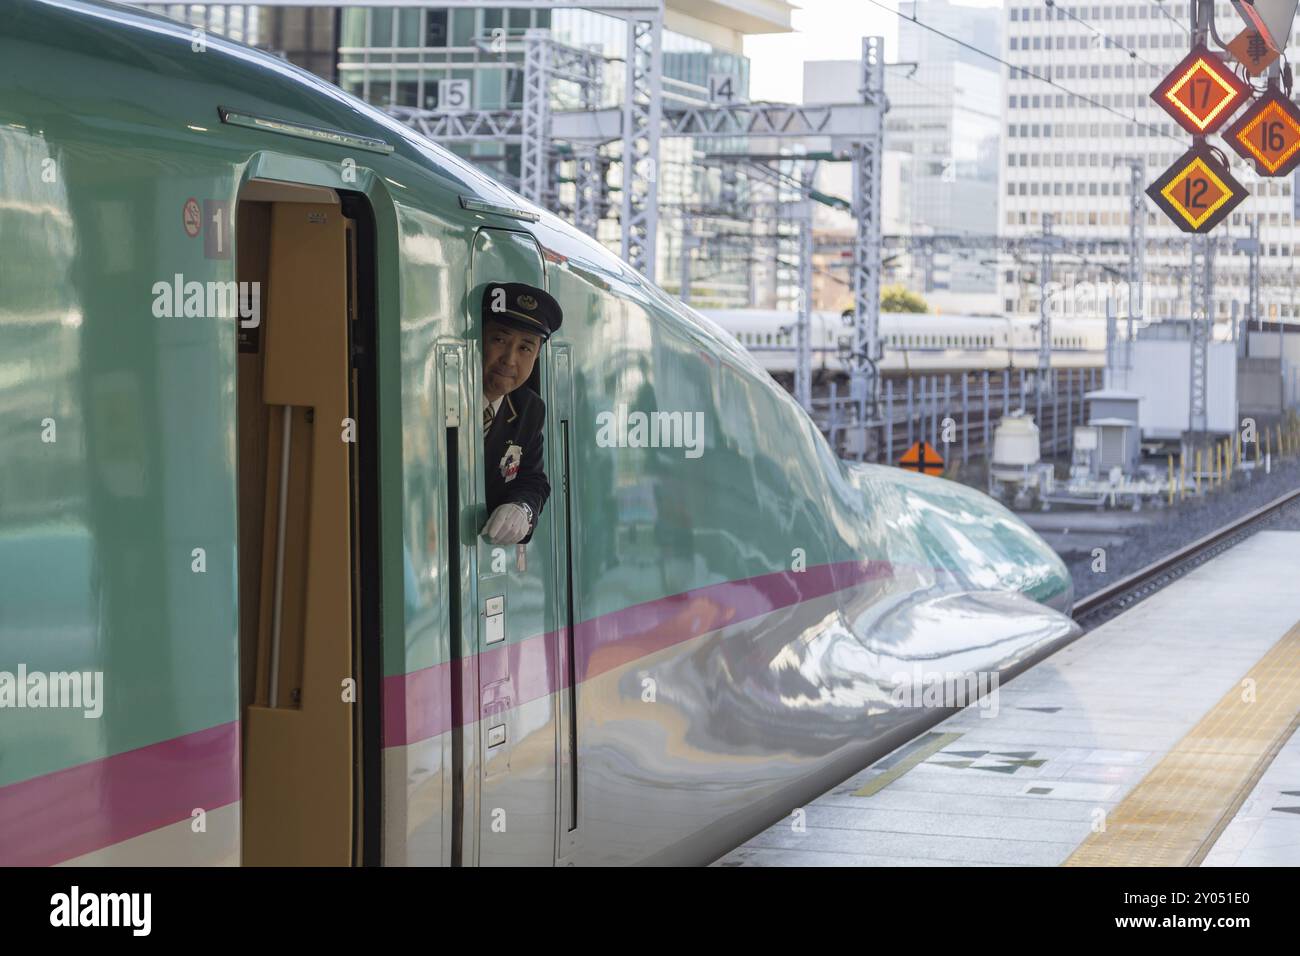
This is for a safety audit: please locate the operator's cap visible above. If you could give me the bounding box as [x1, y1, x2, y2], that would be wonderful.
[482, 282, 563, 342]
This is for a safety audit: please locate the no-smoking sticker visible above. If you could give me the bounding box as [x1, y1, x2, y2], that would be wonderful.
[182, 197, 201, 238]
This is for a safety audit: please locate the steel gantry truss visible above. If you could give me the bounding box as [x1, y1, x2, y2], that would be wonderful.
[796, 158, 817, 414]
[160, 0, 664, 269]
[1123, 157, 1146, 369]
[846, 37, 887, 458]
[394, 51, 882, 245]
[619, 14, 663, 275]
[156, 1, 888, 453]
[131, 0, 663, 9]
[388, 106, 526, 142]
[520, 29, 553, 206]
[1243, 216, 1261, 344]
[1036, 213, 1056, 397]
[521, 29, 606, 214]
[850, 230, 1275, 315]
[388, 31, 887, 439]
[682, 151, 827, 415]
[1189, 235, 1214, 438]
[568, 45, 606, 237]
[572, 145, 605, 237]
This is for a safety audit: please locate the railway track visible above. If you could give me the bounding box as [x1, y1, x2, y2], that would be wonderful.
[1071, 486, 1300, 631]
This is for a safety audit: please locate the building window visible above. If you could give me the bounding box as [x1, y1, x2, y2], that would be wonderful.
[425, 9, 448, 47]
[397, 8, 419, 47]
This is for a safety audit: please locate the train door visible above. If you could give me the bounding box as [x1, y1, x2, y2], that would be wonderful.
[235, 181, 380, 865]
[462, 227, 558, 865]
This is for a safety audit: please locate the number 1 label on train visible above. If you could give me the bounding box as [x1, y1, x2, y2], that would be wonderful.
[1224, 89, 1300, 176]
[1146, 146, 1247, 233]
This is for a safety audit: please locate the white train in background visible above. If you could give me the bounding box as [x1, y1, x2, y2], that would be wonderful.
[697, 309, 1108, 375]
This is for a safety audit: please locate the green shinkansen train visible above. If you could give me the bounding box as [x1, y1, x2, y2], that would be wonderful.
[0, 0, 1077, 866]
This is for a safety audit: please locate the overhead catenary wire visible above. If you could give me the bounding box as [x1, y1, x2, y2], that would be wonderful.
[865, 0, 1185, 145]
[1046, 0, 1162, 70]
[706, 2, 1277, 314]
[1145, 0, 1191, 36]
[892, 65, 1003, 121]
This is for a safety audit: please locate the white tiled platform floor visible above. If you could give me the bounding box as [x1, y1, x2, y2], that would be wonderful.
[715, 531, 1300, 867]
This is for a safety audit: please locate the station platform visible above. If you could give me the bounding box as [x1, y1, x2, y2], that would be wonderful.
[715, 530, 1300, 867]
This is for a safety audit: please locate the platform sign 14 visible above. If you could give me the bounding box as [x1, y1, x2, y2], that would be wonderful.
[708, 73, 740, 104]
[1224, 89, 1300, 176]
[1146, 146, 1248, 233]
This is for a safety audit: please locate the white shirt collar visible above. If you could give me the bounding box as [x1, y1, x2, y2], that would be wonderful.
[485, 394, 504, 416]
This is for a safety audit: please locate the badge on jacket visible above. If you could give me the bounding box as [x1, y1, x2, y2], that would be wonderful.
[500, 442, 522, 482]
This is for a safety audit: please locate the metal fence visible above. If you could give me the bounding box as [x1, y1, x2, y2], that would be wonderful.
[818, 368, 1103, 466]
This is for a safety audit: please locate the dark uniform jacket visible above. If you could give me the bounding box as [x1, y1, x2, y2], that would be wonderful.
[485, 385, 550, 544]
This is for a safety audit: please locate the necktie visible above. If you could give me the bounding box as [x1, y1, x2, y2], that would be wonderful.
[483, 402, 495, 436]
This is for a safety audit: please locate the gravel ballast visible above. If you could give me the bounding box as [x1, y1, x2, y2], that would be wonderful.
[1063, 457, 1300, 600]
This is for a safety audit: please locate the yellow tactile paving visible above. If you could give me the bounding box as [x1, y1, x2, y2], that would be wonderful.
[1065, 621, 1300, 867]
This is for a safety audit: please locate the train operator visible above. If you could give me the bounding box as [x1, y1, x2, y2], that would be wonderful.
[480, 281, 562, 546]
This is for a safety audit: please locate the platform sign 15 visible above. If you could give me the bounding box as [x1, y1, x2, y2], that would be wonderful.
[1151, 43, 1250, 134]
[437, 78, 471, 112]
[1146, 146, 1248, 233]
[1224, 89, 1300, 176]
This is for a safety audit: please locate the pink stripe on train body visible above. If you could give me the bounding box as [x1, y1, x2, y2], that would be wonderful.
[383, 559, 892, 746]
[0, 722, 239, 867]
[0, 560, 891, 864]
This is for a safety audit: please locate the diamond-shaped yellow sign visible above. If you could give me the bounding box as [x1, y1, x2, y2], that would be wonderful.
[1146, 147, 1247, 233]
[1225, 90, 1300, 176]
[1151, 44, 1250, 135]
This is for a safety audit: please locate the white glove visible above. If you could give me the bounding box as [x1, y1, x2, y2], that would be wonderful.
[482, 503, 531, 545]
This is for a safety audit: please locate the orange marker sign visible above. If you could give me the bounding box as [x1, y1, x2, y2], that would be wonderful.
[1151, 43, 1249, 135]
[1146, 146, 1247, 233]
[899, 441, 944, 476]
[1225, 28, 1280, 76]
[1224, 89, 1300, 176]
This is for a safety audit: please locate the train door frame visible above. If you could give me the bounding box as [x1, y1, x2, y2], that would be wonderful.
[547, 343, 581, 861]
[459, 226, 559, 866]
[233, 176, 383, 866]
[340, 188, 383, 866]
